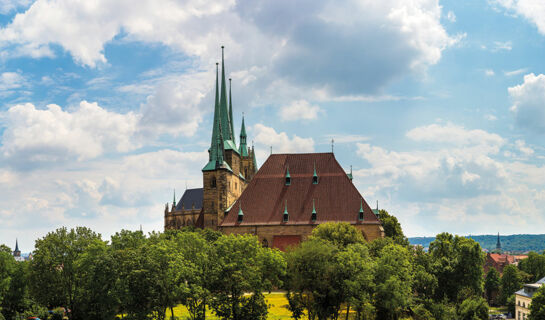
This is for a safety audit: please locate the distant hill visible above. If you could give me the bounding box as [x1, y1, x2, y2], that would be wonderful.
[409, 234, 545, 253]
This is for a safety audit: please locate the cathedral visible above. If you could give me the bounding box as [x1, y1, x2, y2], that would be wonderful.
[164, 47, 384, 249]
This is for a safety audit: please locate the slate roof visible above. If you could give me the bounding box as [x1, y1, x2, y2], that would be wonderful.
[220, 153, 381, 226]
[515, 277, 545, 298]
[175, 188, 203, 210]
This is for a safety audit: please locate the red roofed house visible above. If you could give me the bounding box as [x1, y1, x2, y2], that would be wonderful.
[164, 47, 384, 249]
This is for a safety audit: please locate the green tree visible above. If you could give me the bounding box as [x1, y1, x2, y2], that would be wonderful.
[374, 243, 413, 320]
[309, 222, 365, 248]
[29, 227, 102, 320]
[1, 260, 28, 320]
[500, 265, 522, 304]
[285, 239, 341, 320]
[74, 240, 117, 319]
[0, 250, 16, 317]
[484, 268, 500, 305]
[377, 210, 409, 246]
[336, 243, 375, 320]
[428, 233, 485, 302]
[457, 296, 488, 320]
[208, 234, 285, 320]
[529, 285, 545, 320]
[518, 252, 545, 282]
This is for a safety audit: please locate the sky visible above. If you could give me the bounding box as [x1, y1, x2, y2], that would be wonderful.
[1, 0, 545, 251]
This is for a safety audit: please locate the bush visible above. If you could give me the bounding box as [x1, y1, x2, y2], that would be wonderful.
[458, 296, 488, 320]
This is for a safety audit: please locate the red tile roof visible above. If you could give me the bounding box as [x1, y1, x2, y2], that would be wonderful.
[220, 153, 381, 226]
[489, 253, 516, 264]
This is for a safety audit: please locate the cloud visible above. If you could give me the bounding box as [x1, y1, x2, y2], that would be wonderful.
[0, 0, 458, 98]
[0, 101, 139, 168]
[508, 73, 545, 133]
[494, 0, 545, 35]
[504, 68, 527, 76]
[446, 10, 456, 22]
[0, 0, 31, 14]
[485, 69, 495, 76]
[0, 71, 26, 96]
[406, 123, 505, 151]
[252, 123, 314, 155]
[279, 100, 322, 121]
[139, 72, 210, 137]
[515, 139, 534, 156]
[485, 114, 498, 121]
[492, 41, 512, 52]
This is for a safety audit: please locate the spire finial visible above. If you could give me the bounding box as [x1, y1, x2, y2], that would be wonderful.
[331, 138, 334, 153]
[359, 198, 364, 221]
[376, 200, 378, 211]
[173, 189, 176, 208]
[270, 146, 273, 154]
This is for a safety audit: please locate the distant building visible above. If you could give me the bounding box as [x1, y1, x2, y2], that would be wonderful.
[484, 252, 527, 275]
[515, 277, 545, 320]
[12, 239, 26, 262]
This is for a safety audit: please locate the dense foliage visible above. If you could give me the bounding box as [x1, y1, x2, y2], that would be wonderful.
[0, 210, 493, 320]
[529, 285, 545, 320]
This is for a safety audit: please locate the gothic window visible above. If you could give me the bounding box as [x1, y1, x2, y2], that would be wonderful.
[211, 177, 216, 188]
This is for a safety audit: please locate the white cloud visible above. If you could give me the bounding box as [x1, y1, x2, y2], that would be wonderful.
[139, 72, 210, 137]
[355, 123, 545, 236]
[515, 139, 534, 156]
[492, 41, 512, 51]
[485, 114, 498, 121]
[508, 73, 545, 133]
[446, 10, 456, 22]
[494, 0, 545, 35]
[279, 100, 322, 121]
[504, 68, 527, 76]
[0, 101, 139, 168]
[252, 123, 314, 156]
[0, 0, 31, 14]
[485, 69, 495, 76]
[0, 0, 458, 98]
[406, 123, 505, 152]
[0, 71, 26, 95]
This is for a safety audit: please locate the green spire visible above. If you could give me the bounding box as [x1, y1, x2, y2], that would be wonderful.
[313, 161, 318, 184]
[251, 144, 258, 169]
[239, 114, 248, 156]
[348, 165, 353, 181]
[285, 166, 291, 185]
[283, 200, 289, 222]
[229, 78, 236, 146]
[203, 62, 231, 172]
[312, 199, 316, 214]
[220, 46, 232, 141]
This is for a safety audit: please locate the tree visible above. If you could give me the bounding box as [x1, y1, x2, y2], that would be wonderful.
[208, 234, 285, 320]
[29, 227, 102, 320]
[428, 233, 485, 302]
[500, 265, 522, 305]
[373, 243, 413, 320]
[377, 210, 409, 246]
[518, 252, 545, 282]
[529, 285, 545, 320]
[285, 239, 341, 320]
[484, 268, 500, 305]
[309, 222, 365, 249]
[457, 296, 488, 320]
[0, 250, 16, 318]
[1, 260, 28, 320]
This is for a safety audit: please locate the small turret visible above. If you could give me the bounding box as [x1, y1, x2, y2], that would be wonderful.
[312, 161, 318, 184]
[359, 199, 364, 221]
[285, 166, 291, 185]
[283, 200, 289, 222]
[311, 199, 317, 222]
[172, 189, 176, 209]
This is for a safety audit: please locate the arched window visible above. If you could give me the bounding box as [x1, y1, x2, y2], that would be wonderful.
[211, 177, 216, 188]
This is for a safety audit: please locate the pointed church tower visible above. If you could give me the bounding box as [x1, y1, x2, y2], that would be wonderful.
[496, 232, 502, 252]
[13, 239, 21, 257]
[200, 46, 254, 229]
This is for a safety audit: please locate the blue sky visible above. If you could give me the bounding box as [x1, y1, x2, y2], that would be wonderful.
[1, 0, 545, 251]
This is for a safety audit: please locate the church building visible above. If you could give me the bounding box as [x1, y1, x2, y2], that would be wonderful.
[164, 47, 384, 249]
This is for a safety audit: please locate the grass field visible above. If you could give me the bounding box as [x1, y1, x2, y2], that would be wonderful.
[165, 292, 293, 319]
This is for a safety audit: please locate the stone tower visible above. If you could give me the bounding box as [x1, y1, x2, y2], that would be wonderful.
[201, 46, 257, 229]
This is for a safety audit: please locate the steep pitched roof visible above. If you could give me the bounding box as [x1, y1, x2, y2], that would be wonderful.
[220, 153, 381, 226]
[175, 188, 203, 210]
[489, 253, 515, 264]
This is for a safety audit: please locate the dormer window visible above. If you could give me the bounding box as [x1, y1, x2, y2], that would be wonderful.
[237, 206, 244, 223]
[285, 166, 291, 186]
[313, 162, 318, 184]
[358, 199, 364, 221]
[283, 200, 289, 222]
[311, 199, 317, 222]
